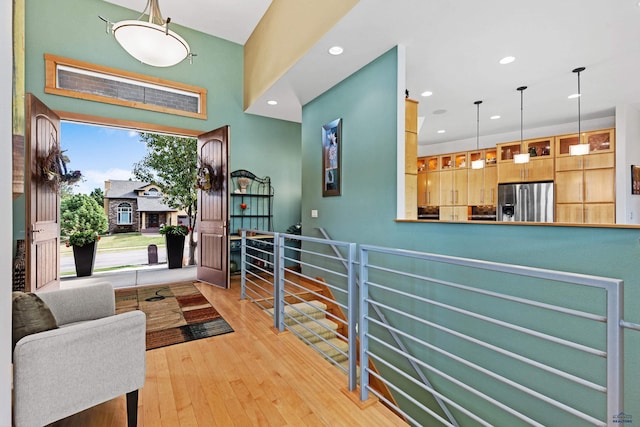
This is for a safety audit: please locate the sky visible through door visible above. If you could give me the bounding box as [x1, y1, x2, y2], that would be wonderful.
[61, 121, 147, 195]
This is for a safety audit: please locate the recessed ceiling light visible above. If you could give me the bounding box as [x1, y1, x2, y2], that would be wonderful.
[328, 46, 344, 56]
[568, 93, 581, 99]
[437, 129, 446, 134]
[421, 91, 433, 97]
[267, 100, 278, 105]
[490, 115, 501, 120]
[499, 56, 516, 65]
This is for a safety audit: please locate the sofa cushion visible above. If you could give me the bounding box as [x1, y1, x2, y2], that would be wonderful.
[12, 291, 58, 350]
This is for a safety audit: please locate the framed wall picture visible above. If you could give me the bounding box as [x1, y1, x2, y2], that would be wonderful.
[632, 165, 640, 195]
[322, 118, 342, 197]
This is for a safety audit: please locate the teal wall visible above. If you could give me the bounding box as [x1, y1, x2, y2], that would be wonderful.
[301, 47, 640, 424]
[18, 0, 301, 238]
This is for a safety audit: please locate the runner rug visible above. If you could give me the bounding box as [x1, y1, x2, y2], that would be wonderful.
[115, 282, 234, 350]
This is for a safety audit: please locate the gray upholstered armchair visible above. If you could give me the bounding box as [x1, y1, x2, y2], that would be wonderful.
[12, 282, 146, 427]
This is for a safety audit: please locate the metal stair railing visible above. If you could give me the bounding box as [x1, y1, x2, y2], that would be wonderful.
[240, 228, 359, 392]
[240, 229, 639, 426]
[358, 244, 626, 427]
[315, 227, 459, 426]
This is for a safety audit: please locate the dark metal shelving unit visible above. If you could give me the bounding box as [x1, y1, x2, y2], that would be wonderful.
[229, 169, 273, 235]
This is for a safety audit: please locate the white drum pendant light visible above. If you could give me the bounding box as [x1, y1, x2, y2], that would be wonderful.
[471, 100, 485, 169]
[513, 86, 530, 164]
[569, 67, 589, 156]
[103, 0, 191, 67]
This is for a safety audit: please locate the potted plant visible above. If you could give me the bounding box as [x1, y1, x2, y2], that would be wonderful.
[61, 194, 108, 277]
[67, 231, 101, 277]
[160, 224, 189, 269]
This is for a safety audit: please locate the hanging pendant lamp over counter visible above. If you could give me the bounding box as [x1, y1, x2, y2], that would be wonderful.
[471, 100, 485, 169]
[569, 67, 589, 156]
[100, 0, 194, 67]
[513, 86, 530, 164]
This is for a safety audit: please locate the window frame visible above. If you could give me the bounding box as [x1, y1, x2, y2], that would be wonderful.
[116, 202, 133, 225]
[45, 54, 207, 120]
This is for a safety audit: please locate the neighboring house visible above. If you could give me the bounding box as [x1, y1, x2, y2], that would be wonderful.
[104, 180, 187, 234]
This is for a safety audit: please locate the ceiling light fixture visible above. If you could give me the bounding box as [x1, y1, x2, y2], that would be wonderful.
[499, 56, 516, 65]
[437, 130, 446, 134]
[267, 100, 278, 106]
[513, 86, 530, 164]
[328, 46, 344, 55]
[490, 115, 501, 120]
[100, 0, 193, 67]
[471, 100, 485, 170]
[421, 91, 433, 97]
[569, 67, 590, 156]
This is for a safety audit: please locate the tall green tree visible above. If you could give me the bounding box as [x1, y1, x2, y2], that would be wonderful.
[133, 133, 198, 265]
[89, 188, 104, 207]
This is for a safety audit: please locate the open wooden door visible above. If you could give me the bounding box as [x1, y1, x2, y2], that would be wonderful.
[196, 126, 229, 288]
[25, 94, 61, 292]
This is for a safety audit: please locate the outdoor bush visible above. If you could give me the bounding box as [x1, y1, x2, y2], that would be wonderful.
[61, 194, 108, 246]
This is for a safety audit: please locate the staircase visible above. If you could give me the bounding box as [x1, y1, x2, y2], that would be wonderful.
[268, 300, 351, 372]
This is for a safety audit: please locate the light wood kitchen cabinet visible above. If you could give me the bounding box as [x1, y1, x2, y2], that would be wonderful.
[554, 129, 615, 224]
[439, 206, 469, 222]
[468, 149, 497, 205]
[556, 203, 615, 224]
[556, 128, 614, 157]
[417, 157, 427, 206]
[426, 171, 441, 206]
[418, 156, 440, 207]
[404, 98, 419, 218]
[440, 153, 468, 206]
[497, 137, 554, 183]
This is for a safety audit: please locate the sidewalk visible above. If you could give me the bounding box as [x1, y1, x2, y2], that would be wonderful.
[60, 264, 197, 289]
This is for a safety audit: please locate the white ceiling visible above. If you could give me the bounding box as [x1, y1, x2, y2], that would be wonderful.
[104, 0, 640, 146]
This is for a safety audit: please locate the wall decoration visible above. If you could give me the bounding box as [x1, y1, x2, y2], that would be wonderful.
[38, 147, 82, 190]
[322, 118, 342, 197]
[196, 156, 223, 192]
[632, 165, 640, 195]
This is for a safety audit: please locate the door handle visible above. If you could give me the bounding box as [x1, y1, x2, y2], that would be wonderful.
[31, 228, 43, 241]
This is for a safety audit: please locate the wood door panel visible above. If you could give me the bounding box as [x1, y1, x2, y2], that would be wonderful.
[584, 153, 614, 170]
[197, 126, 229, 288]
[585, 169, 615, 203]
[426, 171, 440, 206]
[555, 170, 583, 203]
[556, 204, 584, 223]
[200, 234, 223, 270]
[26, 94, 60, 291]
[585, 203, 615, 224]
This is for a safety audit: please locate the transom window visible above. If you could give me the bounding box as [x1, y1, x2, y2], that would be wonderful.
[117, 203, 133, 225]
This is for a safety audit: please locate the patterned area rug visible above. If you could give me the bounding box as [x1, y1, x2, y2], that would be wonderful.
[115, 282, 234, 350]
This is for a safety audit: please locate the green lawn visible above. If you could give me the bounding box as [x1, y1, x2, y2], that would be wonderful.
[61, 232, 165, 254]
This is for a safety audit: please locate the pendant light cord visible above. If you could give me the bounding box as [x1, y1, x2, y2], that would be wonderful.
[474, 100, 482, 151]
[573, 67, 585, 139]
[517, 86, 527, 146]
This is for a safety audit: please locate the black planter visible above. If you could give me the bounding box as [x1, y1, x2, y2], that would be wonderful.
[165, 234, 185, 269]
[72, 241, 97, 277]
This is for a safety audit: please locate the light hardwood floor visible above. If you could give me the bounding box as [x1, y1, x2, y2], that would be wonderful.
[50, 277, 406, 427]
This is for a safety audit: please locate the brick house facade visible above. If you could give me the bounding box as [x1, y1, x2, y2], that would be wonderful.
[104, 180, 182, 234]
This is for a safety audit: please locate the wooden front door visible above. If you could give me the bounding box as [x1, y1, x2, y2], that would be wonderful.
[147, 213, 159, 228]
[196, 126, 229, 288]
[25, 94, 61, 291]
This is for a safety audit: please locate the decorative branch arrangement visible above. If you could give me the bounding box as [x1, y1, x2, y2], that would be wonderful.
[38, 147, 82, 190]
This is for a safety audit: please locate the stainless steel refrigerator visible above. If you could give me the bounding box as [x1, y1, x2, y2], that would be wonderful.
[497, 182, 554, 222]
